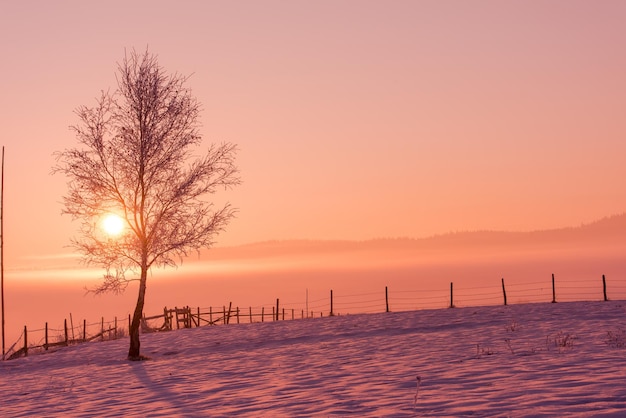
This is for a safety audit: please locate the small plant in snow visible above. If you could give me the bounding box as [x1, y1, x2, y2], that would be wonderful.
[505, 320, 520, 332]
[476, 343, 495, 358]
[413, 376, 421, 409]
[547, 331, 575, 353]
[605, 328, 626, 348]
[504, 338, 515, 354]
[44, 376, 75, 394]
[102, 326, 126, 341]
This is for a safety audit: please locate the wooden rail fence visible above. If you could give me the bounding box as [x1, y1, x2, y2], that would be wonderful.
[143, 301, 321, 333]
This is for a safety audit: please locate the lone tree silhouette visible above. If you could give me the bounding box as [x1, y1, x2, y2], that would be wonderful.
[54, 49, 240, 360]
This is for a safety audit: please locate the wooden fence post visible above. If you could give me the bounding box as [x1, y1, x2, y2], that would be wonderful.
[261, 307, 265, 322]
[114, 317, 118, 339]
[385, 286, 389, 312]
[449, 282, 455, 308]
[209, 306, 213, 324]
[45, 322, 48, 350]
[249, 307, 253, 323]
[330, 290, 334, 316]
[272, 306, 275, 321]
[502, 278, 507, 306]
[603, 274, 608, 301]
[551, 273, 557, 303]
[101, 317, 105, 341]
[128, 314, 131, 330]
[83, 319, 87, 341]
[70, 313, 75, 342]
[282, 308, 285, 320]
[236, 307, 240, 324]
[64, 319, 69, 345]
[23, 325, 28, 357]
[292, 309, 294, 320]
[276, 299, 280, 321]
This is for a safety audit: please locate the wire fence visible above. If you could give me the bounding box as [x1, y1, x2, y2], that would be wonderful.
[3, 315, 126, 360]
[4, 273, 626, 360]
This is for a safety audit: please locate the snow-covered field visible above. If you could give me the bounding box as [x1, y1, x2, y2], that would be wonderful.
[2, 300, 626, 417]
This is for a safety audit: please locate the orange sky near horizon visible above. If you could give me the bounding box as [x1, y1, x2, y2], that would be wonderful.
[1, 0, 625, 276]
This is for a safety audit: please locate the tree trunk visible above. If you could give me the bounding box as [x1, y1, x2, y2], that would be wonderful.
[128, 267, 148, 360]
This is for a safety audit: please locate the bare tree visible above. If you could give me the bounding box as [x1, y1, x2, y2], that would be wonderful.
[54, 49, 240, 360]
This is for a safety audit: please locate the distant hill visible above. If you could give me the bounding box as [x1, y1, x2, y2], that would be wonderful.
[203, 213, 626, 262]
[420, 212, 626, 249]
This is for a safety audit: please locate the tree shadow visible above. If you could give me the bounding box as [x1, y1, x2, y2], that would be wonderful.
[129, 359, 192, 413]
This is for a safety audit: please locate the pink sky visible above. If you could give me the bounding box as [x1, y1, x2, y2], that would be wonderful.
[0, 0, 625, 321]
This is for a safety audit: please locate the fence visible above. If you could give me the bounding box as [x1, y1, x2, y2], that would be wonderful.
[4, 316, 120, 360]
[4, 273, 626, 360]
[143, 303, 321, 333]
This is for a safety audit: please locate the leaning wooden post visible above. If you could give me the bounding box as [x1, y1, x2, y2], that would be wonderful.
[551, 273, 557, 303]
[70, 313, 75, 341]
[64, 319, 69, 345]
[603, 274, 608, 301]
[249, 307, 253, 323]
[502, 278, 507, 306]
[45, 322, 49, 350]
[449, 282, 455, 308]
[23, 326, 28, 357]
[330, 289, 334, 316]
[385, 286, 390, 312]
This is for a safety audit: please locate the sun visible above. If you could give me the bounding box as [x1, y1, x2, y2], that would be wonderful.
[102, 214, 125, 236]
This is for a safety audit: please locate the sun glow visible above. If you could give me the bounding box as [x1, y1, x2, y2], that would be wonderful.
[102, 214, 125, 236]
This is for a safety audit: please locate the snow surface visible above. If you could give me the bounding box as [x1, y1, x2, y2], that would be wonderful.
[2, 300, 626, 417]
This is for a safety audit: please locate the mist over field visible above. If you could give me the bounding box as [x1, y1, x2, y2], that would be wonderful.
[5, 215, 626, 348]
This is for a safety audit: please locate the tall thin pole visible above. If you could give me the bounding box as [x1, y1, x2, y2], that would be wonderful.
[1, 146, 5, 359]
